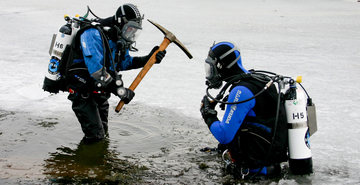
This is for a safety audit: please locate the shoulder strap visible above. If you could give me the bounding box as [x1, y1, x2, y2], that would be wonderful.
[232, 78, 282, 124]
[73, 22, 98, 51]
[234, 78, 279, 104]
[73, 21, 113, 69]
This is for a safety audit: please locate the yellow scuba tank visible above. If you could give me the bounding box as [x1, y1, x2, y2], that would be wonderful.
[43, 14, 80, 93]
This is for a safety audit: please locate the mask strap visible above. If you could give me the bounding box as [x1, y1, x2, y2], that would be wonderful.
[118, 6, 128, 24]
[121, 6, 125, 15]
[227, 55, 241, 69]
[219, 47, 235, 60]
[217, 45, 241, 69]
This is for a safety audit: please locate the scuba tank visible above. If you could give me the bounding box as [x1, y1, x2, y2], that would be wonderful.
[43, 14, 80, 93]
[284, 76, 313, 175]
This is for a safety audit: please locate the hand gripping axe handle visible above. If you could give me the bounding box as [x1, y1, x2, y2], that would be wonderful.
[115, 19, 193, 112]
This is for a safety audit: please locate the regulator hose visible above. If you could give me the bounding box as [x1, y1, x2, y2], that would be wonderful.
[206, 72, 275, 105]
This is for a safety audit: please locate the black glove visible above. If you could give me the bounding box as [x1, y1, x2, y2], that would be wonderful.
[116, 87, 135, 104]
[105, 75, 134, 104]
[150, 46, 167, 64]
[131, 46, 167, 69]
[200, 95, 219, 128]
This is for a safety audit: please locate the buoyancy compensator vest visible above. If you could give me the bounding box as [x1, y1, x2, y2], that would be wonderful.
[58, 22, 106, 93]
[226, 79, 288, 170]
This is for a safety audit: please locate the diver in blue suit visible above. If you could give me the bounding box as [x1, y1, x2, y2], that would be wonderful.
[67, 3, 166, 143]
[200, 42, 288, 179]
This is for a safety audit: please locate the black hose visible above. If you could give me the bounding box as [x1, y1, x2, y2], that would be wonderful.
[206, 85, 267, 105]
[206, 73, 274, 105]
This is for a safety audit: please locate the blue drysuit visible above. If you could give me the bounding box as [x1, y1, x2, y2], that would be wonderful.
[209, 85, 255, 144]
[80, 28, 134, 80]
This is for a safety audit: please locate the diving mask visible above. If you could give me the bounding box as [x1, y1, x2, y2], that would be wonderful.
[205, 55, 223, 89]
[121, 21, 142, 43]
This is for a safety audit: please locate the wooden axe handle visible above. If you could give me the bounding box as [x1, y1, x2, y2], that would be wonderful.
[115, 38, 171, 112]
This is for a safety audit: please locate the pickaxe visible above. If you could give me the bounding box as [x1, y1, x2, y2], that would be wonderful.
[115, 19, 193, 113]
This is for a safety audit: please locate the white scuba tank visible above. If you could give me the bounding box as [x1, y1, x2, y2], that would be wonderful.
[284, 77, 313, 175]
[43, 14, 80, 93]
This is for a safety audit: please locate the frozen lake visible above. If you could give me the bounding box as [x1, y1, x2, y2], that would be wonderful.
[0, 0, 359, 184]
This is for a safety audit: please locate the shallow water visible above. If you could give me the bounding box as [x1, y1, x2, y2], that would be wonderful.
[0, 102, 358, 184]
[1, 0, 360, 184]
[0, 105, 309, 184]
[0, 104, 220, 184]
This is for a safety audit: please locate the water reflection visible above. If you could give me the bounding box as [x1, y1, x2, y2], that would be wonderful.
[43, 138, 148, 184]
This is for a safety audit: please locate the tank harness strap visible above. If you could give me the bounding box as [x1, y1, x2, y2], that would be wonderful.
[68, 88, 106, 94]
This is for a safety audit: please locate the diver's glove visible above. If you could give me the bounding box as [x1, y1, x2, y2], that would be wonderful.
[200, 95, 219, 128]
[131, 46, 167, 69]
[151, 46, 167, 64]
[106, 75, 135, 104]
[115, 87, 135, 104]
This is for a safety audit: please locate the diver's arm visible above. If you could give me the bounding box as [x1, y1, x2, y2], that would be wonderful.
[209, 86, 255, 144]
